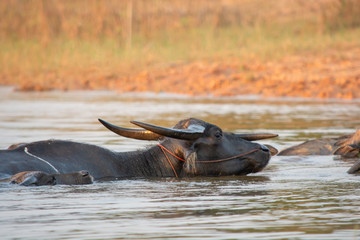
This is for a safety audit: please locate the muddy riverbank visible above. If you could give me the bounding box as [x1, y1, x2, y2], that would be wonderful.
[2, 47, 360, 100]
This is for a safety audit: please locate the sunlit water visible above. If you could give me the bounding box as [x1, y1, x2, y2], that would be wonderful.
[0, 87, 360, 239]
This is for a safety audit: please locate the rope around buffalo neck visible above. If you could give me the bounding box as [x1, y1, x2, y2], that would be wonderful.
[157, 144, 260, 177]
[24, 147, 60, 173]
[158, 144, 184, 177]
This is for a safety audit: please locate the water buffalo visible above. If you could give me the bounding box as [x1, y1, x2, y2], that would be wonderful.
[0, 118, 277, 180]
[278, 129, 360, 174]
[9, 170, 94, 186]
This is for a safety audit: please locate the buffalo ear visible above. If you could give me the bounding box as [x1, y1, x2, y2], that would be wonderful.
[333, 145, 360, 158]
[264, 144, 278, 156]
[19, 175, 39, 186]
[181, 151, 198, 176]
[334, 136, 351, 147]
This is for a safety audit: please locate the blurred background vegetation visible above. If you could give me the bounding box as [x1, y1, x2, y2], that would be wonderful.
[0, 0, 359, 90]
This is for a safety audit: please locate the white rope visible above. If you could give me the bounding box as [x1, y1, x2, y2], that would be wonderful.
[24, 147, 60, 173]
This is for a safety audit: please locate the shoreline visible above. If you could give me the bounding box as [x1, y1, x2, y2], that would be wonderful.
[1, 86, 359, 103]
[2, 48, 360, 100]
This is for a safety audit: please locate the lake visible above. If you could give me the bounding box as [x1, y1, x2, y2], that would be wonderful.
[0, 87, 360, 239]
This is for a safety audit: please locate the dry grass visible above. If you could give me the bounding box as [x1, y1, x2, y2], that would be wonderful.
[2, 0, 359, 40]
[0, 0, 360, 98]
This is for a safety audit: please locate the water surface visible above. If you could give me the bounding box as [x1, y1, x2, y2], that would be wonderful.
[0, 87, 360, 239]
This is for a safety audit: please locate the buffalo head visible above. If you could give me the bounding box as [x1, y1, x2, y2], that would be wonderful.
[10, 171, 56, 186]
[333, 129, 360, 158]
[10, 170, 94, 186]
[99, 118, 277, 177]
[55, 170, 94, 185]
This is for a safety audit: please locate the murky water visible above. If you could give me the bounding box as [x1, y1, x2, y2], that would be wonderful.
[0, 87, 360, 239]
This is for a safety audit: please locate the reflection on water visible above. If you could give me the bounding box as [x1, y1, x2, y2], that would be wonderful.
[0, 87, 360, 239]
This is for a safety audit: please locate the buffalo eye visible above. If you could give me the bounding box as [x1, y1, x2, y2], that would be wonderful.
[215, 131, 223, 139]
[48, 177, 56, 185]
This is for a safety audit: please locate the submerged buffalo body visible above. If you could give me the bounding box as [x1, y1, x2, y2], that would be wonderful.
[278, 129, 360, 174]
[0, 118, 277, 180]
[10, 170, 94, 186]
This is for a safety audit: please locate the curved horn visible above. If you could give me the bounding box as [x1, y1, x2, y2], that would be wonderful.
[130, 121, 204, 140]
[235, 133, 278, 141]
[98, 119, 162, 140]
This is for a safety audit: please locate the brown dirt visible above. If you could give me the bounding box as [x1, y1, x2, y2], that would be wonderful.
[3, 47, 360, 100]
